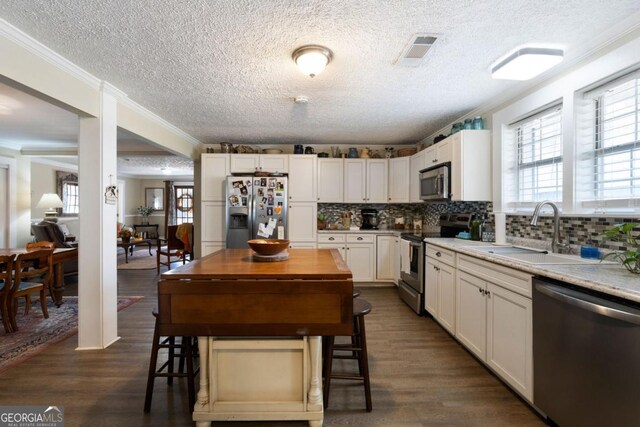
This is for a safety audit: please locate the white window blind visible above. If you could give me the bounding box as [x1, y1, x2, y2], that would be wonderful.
[510, 106, 563, 205]
[577, 70, 640, 211]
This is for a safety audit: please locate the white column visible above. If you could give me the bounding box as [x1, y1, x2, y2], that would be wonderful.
[77, 83, 119, 349]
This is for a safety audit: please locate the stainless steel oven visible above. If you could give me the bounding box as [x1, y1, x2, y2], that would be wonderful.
[398, 235, 424, 315]
[420, 162, 451, 201]
[397, 213, 473, 316]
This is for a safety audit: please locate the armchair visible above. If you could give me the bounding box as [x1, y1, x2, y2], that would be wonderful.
[31, 220, 78, 276]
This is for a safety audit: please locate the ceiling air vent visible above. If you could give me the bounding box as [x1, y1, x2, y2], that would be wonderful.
[395, 34, 439, 66]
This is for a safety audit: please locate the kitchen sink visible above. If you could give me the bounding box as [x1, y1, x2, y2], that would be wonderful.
[472, 246, 612, 265]
[499, 252, 605, 264]
[472, 246, 546, 255]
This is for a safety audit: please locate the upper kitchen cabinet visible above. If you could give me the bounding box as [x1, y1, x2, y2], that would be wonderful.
[425, 139, 452, 166]
[318, 158, 344, 202]
[201, 153, 230, 201]
[288, 155, 317, 202]
[344, 159, 388, 203]
[449, 130, 491, 201]
[230, 154, 289, 173]
[388, 157, 410, 203]
[409, 150, 427, 203]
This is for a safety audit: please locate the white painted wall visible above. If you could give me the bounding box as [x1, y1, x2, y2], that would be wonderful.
[0, 165, 8, 247]
[491, 31, 640, 214]
[0, 147, 30, 247]
[30, 161, 77, 219]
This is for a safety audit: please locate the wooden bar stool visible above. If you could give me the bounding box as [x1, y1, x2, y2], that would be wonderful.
[323, 298, 372, 412]
[144, 310, 198, 413]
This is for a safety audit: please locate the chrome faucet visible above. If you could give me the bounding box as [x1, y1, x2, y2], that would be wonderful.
[530, 201, 566, 253]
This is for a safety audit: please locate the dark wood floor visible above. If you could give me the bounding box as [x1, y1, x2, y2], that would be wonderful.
[0, 267, 544, 426]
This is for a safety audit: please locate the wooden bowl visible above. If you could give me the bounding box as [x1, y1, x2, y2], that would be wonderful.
[248, 239, 290, 256]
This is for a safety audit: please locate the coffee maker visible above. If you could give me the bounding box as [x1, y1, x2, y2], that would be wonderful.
[360, 208, 379, 230]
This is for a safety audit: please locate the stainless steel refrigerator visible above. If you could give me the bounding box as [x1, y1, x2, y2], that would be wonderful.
[225, 175, 288, 248]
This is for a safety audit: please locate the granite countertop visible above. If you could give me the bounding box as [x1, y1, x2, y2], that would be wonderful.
[424, 238, 640, 303]
[318, 229, 406, 235]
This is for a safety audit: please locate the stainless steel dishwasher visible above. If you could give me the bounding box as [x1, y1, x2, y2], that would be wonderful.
[533, 277, 640, 427]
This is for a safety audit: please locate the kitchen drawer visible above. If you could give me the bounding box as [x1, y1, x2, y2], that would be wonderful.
[318, 234, 346, 243]
[458, 254, 532, 298]
[346, 234, 375, 244]
[426, 245, 455, 266]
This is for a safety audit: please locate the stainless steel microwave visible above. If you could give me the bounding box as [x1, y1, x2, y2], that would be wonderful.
[420, 163, 451, 201]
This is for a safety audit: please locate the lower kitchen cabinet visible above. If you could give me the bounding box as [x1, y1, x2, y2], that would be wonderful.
[375, 235, 396, 281]
[456, 268, 533, 402]
[425, 253, 456, 335]
[201, 201, 226, 257]
[289, 242, 317, 249]
[318, 233, 374, 282]
[201, 242, 226, 257]
[346, 244, 374, 282]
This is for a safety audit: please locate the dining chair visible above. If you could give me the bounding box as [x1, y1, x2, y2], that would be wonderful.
[0, 254, 15, 333]
[157, 225, 193, 273]
[10, 249, 53, 331]
[22, 242, 56, 308]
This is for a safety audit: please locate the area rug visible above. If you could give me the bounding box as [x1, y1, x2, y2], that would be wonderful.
[117, 248, 158, 270]
[0, 296, 143, 373]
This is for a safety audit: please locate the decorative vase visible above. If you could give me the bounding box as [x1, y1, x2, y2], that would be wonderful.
[472, 116, 484, 130]
[317, 220, 326, 230]
[142, 216, 149, 225]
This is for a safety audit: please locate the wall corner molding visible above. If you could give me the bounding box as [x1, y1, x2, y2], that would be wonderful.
[0, 17, 101, 90]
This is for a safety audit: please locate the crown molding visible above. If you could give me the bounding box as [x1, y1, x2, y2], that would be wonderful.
[0, 18, 101, 90]
[117, 95, 202, 147]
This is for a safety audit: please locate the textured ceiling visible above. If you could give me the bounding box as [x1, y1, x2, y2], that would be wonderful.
[117, 154, 193, 178]
[1, 1, 640, 145]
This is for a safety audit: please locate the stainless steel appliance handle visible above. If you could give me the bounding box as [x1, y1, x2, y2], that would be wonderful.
[409, 242, 420, 248]
[536, 283, 640, 326]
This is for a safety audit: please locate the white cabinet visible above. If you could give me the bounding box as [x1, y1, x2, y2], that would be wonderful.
[456, 270, 487, 359]
[388, 157, 410, 203]
[318, 234, 347, 262]
[425, 140, 452, 167]
[288, 202, 317, 243]
[366, 159, 388, 203]
[201, 154, 230, 201]
[344, 159, 388, 203]
[288, 155, 317, 202]
[346, 243, 375, 282]
[318, 233, 374, 282]
[425, 246, 456, 335]
[449, 130, 491, 201]
[230, 154, 260, 173]
[288, 242, 317, 249]
[201, 201, 226, 253]
[317, 158, 344, 202]
[375, 235, 396, 281]
[455, 255, 533, 401]
[230, 154, 289, 173]
[393, 236, 401, 285]
[409, 150, 427, 203]
[260, 154, 289, 173]
[344, 159, 367, 203]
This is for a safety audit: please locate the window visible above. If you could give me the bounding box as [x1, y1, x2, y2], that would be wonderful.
[580, 72, 640, 210]
[175, 186, 193, 225]
[63, 182, 79, 214]
[508, 106, 563, 207]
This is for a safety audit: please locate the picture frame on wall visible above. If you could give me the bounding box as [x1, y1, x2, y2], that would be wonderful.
[145, 187, 164, 211]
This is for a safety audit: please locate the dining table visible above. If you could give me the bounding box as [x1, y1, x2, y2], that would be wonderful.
[158, 248, 353, 427]
[0, 247, 78, 306]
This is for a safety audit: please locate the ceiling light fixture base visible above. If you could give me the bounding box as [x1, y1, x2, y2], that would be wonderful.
[491, 47, 564, 81]
[292, 45, 333, 78]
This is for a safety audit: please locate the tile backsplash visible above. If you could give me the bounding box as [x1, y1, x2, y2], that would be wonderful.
[318, 202, 493, 230]
[506, 215, 639, 252]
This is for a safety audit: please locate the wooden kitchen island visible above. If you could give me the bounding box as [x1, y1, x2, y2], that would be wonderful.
[158, 248, 353, 427]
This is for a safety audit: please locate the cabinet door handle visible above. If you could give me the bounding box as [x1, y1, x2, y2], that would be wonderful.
[478, 288, 482, 294]
[329, 237, 335, 241]
[357, 237, 363, 241]
[435, 251, 441, 257]
[486, 290, 491, 298]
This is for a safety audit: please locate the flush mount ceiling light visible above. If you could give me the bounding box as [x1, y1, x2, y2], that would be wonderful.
[491, 47, 564, 81]
[292, 45, 332, 78]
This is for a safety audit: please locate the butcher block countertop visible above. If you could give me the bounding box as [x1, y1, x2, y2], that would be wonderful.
[158, 248, 353, 336]
[161, 248, 352, 280]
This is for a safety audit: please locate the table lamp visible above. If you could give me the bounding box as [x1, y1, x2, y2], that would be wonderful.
[37, 193, 64, 222]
